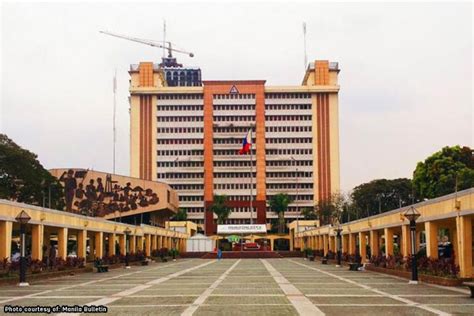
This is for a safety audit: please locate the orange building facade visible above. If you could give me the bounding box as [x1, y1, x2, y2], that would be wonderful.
[129, 60, 341, 235]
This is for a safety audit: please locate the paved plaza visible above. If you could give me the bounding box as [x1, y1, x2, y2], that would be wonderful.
[0, 258, 473, 316]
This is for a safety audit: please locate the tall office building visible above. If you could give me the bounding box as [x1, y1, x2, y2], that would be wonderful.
[129, 59, 340, 235]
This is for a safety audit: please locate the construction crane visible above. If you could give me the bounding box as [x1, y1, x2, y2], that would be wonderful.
[99, 30, 194, 58]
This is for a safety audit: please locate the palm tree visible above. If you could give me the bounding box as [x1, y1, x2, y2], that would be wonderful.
[171, 208, 187, 221]
[269, 193, 291, 234]
[211, 194, 231, 224]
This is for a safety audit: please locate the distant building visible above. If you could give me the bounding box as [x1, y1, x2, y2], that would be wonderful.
[159, 56, 202, 87]
[129, 59, 341, 235]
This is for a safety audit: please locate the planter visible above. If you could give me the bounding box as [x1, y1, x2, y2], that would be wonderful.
[366, 265, 462, 286]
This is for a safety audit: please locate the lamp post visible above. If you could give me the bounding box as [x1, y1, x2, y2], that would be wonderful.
[15, 210, 31, 287]
[403, 206, 420, 284]
[172, 236, 178, 261]
[334, 220, 343, 267]
[290, 156, 300, 235]
[124, 227, 131, 269]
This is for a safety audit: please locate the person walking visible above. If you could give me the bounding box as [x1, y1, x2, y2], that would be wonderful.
[217, 248, 222, 261]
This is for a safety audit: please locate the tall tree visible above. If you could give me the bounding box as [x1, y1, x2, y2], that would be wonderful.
[315, 192, 348, 225]
[269, 193, 291, 234]
[351, 178, 414, 217]
[0, 134, 64, 209]
[211, 194, 231, 224]
[413, 146, 474, 199]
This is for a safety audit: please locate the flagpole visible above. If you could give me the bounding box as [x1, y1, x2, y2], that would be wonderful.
[113, 69, 117, 174]
[250, 130, 253, 224]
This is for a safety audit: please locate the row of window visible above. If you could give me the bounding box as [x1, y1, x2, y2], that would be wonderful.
[157, 105, 203, 111]
[157, 150, 204, 156]
[157, 139, 203, 145]
[265, 93, 311, 99]
[266, 126, 312, 133]
[214, 149, 255, 156]
[157, 116, 203, 122]
[265, 115, 311, 121]
[214, 104, 255, 111]
[157, 126, 314, 134]
[265, 104, 311, 110]
[179, 196, 203, 202]
[266, 149, 312, 155]
[215, 183, 256, 190]
[157, 173, 203, 179]
[276, 194, 314, 201]
[214, 94, 255, 99]
[214, 116, 255, 122]
[157, 161, 204, 168]
[181, 207, 312, 215]
[266, 138, 312, 144]
[157, 127, 203, 133]
[156, 93, 311, 101]
[214, 138, 254, 145]
[214, 172, 256, 178]
[171, 184, 204, 190]
[157, 94, 203, 100]
[266, 160, 313, 167]
[214, 161, 256, 167]
[214, 126, 253, 134]
[267, 183, 313, 190]
[267, 172, 313, 178]
[157, 149, 313, 157]
[156, 103, 312, 112]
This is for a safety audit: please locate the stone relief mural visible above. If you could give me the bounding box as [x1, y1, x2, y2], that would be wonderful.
[57, 169, 160, 217]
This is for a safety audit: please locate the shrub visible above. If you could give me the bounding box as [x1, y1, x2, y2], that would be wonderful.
[326, 250, 335, 260]
[302, 248, 313, 257]
[370, 254, 460, 279]
[314, 249, 323, 257]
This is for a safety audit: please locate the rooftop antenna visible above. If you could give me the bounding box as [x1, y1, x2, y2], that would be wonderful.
[303, 22, 308, 71]
[113, 69, 117, 174]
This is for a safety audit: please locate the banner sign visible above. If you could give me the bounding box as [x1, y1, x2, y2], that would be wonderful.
[217, 224, 266, 234]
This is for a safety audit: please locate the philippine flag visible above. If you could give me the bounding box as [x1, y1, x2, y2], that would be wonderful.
[239, 129, 252, 154]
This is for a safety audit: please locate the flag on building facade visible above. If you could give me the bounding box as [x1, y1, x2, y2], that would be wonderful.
[239, 129, 252, 154]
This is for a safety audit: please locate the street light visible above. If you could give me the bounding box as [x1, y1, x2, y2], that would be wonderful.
[334, 220, 343, 267]
[403, 206, 421, 284]
[15, 210, 31, 287]
[124, 227, 131, 269]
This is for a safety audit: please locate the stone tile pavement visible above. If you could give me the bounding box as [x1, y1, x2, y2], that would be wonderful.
[0, 258, 473, 315]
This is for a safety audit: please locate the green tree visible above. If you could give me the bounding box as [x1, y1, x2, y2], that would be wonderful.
[351, 178, 414, 217]
[301, 207, 318, 220]
[315, 192, 347, 225]
[0, 134, 64, 209]
[171, 208, 188, 221]
[211, 194, 231, 224]
[413, 146, 474, 199]
[269, 193, 291, 234]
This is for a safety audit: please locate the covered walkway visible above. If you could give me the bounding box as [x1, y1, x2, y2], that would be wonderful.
[296, 188, 474, 278]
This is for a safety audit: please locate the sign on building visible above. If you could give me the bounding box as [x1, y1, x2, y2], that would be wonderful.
[217, 224, 266, 234]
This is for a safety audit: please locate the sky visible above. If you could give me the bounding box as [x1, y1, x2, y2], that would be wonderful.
[1, 1, 472, 192]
